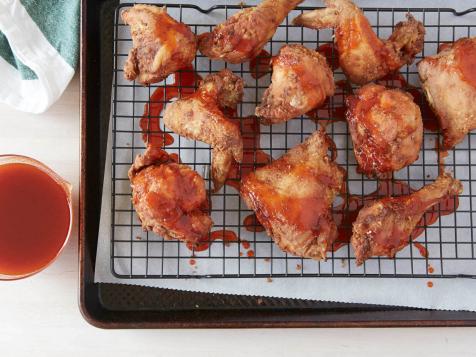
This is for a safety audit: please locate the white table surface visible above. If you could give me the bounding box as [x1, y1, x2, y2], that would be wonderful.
[1, 75, 476, 356]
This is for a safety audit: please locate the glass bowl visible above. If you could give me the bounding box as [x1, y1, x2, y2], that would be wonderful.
[0, 155, 72, 280]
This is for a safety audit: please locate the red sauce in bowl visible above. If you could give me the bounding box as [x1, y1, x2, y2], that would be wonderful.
[0, 160, 71, 278]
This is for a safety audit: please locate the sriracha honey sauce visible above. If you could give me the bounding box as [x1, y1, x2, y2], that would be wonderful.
[0, 161, 71, 278]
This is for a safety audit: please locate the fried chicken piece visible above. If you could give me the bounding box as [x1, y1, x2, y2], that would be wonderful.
[351, 173, 462, 265]
[198, 0, 303, 63]
[345, 83, 423, 177]
[293, 0, 425, 84]
[255, 44, 335, 124]
[241, 130, 346, 260]
[418, 37, 476, 149]
[129, 148, 213, 244]
[122, 5, 197, 85]
[163, 69, 244, 192]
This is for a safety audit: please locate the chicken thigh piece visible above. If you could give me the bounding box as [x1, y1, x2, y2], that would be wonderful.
[122, 5, 197, 85]
[418, 37, 476, 149]
[129, 148, 213, 244]
[293, 0, 425, 84]
[198, 0, 303, 63]
[345, 83, 423, 177]
[241, 130, 346, 260]
[255, 44, 335, 124]
[351, 173, 462, 265]
[163, 69, 244, 192]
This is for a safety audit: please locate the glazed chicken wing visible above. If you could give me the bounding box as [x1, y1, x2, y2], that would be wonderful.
[163, 69, 244, 192]
[418, 37, 476, 149]
[351, 173, 462, 265]
[293, 0, 425, 84]
[346, 83, 423, 177]
[198, 0, 303, 63]
[129, 147, 213, 244]
[241, 130, 346, 260]
[122, 5, 197, 85]
[255, 44, 335, 124]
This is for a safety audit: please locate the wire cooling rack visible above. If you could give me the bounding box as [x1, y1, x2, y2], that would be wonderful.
[111, 3, 476, 279]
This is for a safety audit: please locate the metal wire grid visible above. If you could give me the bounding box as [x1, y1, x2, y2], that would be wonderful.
[111, 3, 476, 279]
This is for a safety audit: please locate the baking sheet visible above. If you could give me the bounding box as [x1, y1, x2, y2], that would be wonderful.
[95, 0, 476, 311]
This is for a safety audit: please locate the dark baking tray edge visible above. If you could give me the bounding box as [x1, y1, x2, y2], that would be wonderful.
[79, 0, 476, 328]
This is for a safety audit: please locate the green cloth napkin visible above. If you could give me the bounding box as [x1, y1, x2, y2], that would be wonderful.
[0, 0, 79, 113]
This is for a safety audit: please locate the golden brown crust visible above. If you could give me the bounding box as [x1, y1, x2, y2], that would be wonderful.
[345, 83, 423, 177]
[122, 5, 197, 85]
[293, 0, 425, 84]
[351, 173, 462, 265]
[163, 69, 244, 192]
[240, 130, 346, 260]
[129, 148, 213, 244]
[198, 0, 303, 63]
[418, 37, 476, 149]
[255, 44, 335, 124]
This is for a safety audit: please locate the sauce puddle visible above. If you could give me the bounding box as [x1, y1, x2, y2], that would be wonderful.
[186, 230, 238, 252]
[225, 115, 271, 191]
[249, 49, 272, 79]
[414, 242, 428, 258]
[243, 213, 265, 232]
[317, 43, 340, 71]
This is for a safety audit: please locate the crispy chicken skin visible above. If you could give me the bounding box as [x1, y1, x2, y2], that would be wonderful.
[198, 0, 303, 63]
[129, 147, 213, 244]
[418, 37, 476, 149]
[351, 173, 462, 265]
[293, 0, 425, 84]
[241, 130, 346, 260]
[255, 44, 335, 124]
[345, 83, 423, 177]
[122, 5, 197, 85]
[163, 69, 244, 192]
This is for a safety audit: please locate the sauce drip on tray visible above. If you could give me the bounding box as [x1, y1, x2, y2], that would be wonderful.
[249, 49, 272, 79]
[225, 116, 271, 191]
[186, 230, 238, 252]
[139, 65, 201, 150]
[243, 213, 265, 232]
